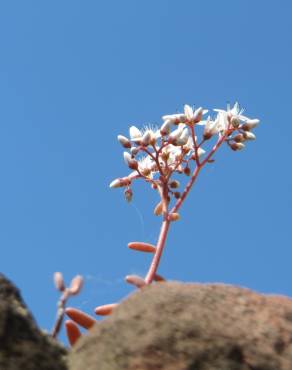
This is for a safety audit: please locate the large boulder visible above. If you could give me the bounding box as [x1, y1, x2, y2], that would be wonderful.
[69, 282, 292, 370]
[0, 273, 67, 370]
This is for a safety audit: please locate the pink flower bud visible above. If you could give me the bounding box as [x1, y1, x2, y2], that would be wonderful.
[124, 188, 133, 202]
[53, 272, 66, 292]
[169, 212, 180, 221]
[233, 133, 245, 143]
[230, 142, 245, 151]
[243, 131, 256, 140]
[160, 120, 172, 135]
[109, 178, 130, 188]
[123, 152, 138, 170]
[193, 107, 204, 123]
[141, 131, 152, 146]
[154, 201, 163, 216]
[169, 180, 180, 189]
[242, 119, 260, 130]
[117, 135, 131, 148]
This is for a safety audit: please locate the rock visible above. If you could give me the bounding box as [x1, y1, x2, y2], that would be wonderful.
[0, 273, 67, 370]
[69, 282, 292, 370]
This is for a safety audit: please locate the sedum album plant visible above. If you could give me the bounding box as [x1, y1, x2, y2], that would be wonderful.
[53, 102, 260, 345]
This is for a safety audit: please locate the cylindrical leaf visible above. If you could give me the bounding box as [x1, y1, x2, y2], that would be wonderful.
[154, 273, 166, 282]
[53, 272, 65, 292]
[94, 303, 118, 316]
[65, 320, 81, 346]
[69, 275, 84, 295]
[128, 242, 156, 253]
[65, 307, 96, 329]
[125, 275, 146, 289]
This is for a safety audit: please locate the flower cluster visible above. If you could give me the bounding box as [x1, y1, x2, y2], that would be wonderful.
[110, 103, 259, 207]
[62, 102, 260, 346]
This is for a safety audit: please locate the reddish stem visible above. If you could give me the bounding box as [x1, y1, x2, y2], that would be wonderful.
[145, 218, 170, 284]
[144, 134, 227, 284]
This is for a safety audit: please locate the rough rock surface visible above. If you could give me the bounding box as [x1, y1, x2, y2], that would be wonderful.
[69, 282, 292, 370]
[0, 273, 67, 370]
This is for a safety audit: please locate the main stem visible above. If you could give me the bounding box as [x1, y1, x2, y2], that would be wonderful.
[51, 290, 69, 338]
[144, 134, 228, 285]
[145, 218, 170, 284]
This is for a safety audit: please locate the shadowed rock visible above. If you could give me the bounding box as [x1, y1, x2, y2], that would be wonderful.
[69, 282, 292, 370]
[0, 273, 67, 370]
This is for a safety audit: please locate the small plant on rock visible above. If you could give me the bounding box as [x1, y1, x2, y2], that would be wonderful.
[52, 102, 259, 345]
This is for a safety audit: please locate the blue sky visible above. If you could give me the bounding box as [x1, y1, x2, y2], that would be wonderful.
[0, 1, 291, 342]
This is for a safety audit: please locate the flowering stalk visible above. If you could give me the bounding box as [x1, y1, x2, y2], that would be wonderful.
[51, 273, 83, 339]
[65, 102, 260, 345]
[110, 102, 260, 287]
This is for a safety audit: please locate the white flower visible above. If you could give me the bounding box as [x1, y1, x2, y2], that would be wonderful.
[214, 102, 250, 122]
[160, 119, 173, 135]
[202, 116, 219, 139]
[184, 105, 208, 123]
[129, 125, 160, 145]
[169, 123, 187, 142]
[137, 155, 157, 177]
[162, 112, 186, 124]
[129, 126, 142, 142]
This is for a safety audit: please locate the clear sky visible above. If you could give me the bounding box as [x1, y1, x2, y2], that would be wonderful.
[0, 1, 291, 343]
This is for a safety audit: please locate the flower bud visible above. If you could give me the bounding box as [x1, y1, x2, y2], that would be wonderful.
[174, 192, 181, 199]
[242, 119, 260, 131]
[141, 131, 152, 146]
[160, 120, 172, 135]
[184, 104, 195, 121]
[117, 135, 131, 148]
[124, 188, 133, 202]
[162, 113, 186, 124]
[184, 166, 191, 176]
[169, 180, 180, 189]
[123, 152, 138, 170]
[154, 201, 163, 216]
[130, 147, 139, 156]
[230, 142, 245, 151]
[168, 125, 185, 142]
[233, 133, 245, 143]
[168, 212, 180, 221]
[243, 131, 256, 140]
[203, 130, 213, 140]
[193, 107, 204, 123]
[129, 126, 142, 141]
[109, 179, 123, 188]
[109, 177, 130, 188]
